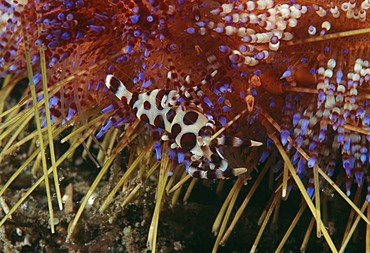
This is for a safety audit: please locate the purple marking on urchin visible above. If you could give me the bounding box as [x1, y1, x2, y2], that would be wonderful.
[66, 13, 74, 21]
[42, 18, 50, 26]
[168, 43, 177, 51]
[154, 142, 162, 160]
[217, 97, 224, 104]
[300, 119, 309, 135]
[151, 63, 159, 70]
[212, 88, 221, 96]
[356, 106, 364, 118]
[94, 81, 103, 91]
[366, 74, 370, 82]
[347, 79, 353, 87]
[296, 159, 306, 175]
[47, 42, 58, 48]
[214, 27, 225, 33]
[102, 85, 109, 93]
[102, 104, 116, 114]
[111, 117, 128, 128]
[307, 186, 314, 198]
[48, 57, 58, 67]
[210, 8, 221, 15]
[239, 91, 246, 99]
[259, 150, 270, 164]
[229, 54, 243, 63]
[8, 65, 17, 71]
[138, 72, 146, 81]
[40, 29, 51, 35]
[167, 148, 177, 160]
[272, 160, 283, 173]
[130, 14, 140, 23]
[186, 27, 196, 34]
[219, 116, 227, 126]
[345, 178, 352, 196]
[134, 30, 141, 37]
[253, 70, 262, 75]
[239, 45, 249, 53]
[280, 130, 290, 146]
[343, 138, 351, 151]
[203, 96, 214, 108]
[66, 107, 77, 121]
[222, 106, 232, 112]
[360, 147, 368, 163]
[96, 120, 113, 138]
[50, 19, 61, 27]
[35, 39, 43, 46]
[240, 71, 247, 77]
[41, 119, 47, 128]
[307, 155, 317, 168]
[144, 49, 151, 57]
[247, 115, 257, 124]
[337, 133, 344, 144]
[219, 45, 230, 53]
[281, 70, 291, 78]
[87, 80, 94, 91]
[126, 44, 134, 54]
[88, 25, 105, 32]
[48, 96, 59, 107]
[355, 171, 364, 187]
[142, 79, 153, 88]
[319, 128, 327, 142]
[31, 73, 42, 88]
[327, 162, 335, 177]
[366, 187, 370, 202]
[116, 55, 130, 63]
[219, 85, 228, 93]
[258, 139, 270, 163]
[342, 156, 351, 176]
[255, 52, 265, 60]
[336, 70, 343, 83]
[76, 31, 84, 39]
[308, 141, 316, 150]
[94, 13, 109, 22]
[45, 34, 53, 41]
[293, 113, 301, 125]
[327, 84, 336, 95]
[59, 52, 70, 62]
[241, 36, 252, 43]
[57, 12, 65, 21]
[66, 1, 75, 8]
[177, 151, 185, 164]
